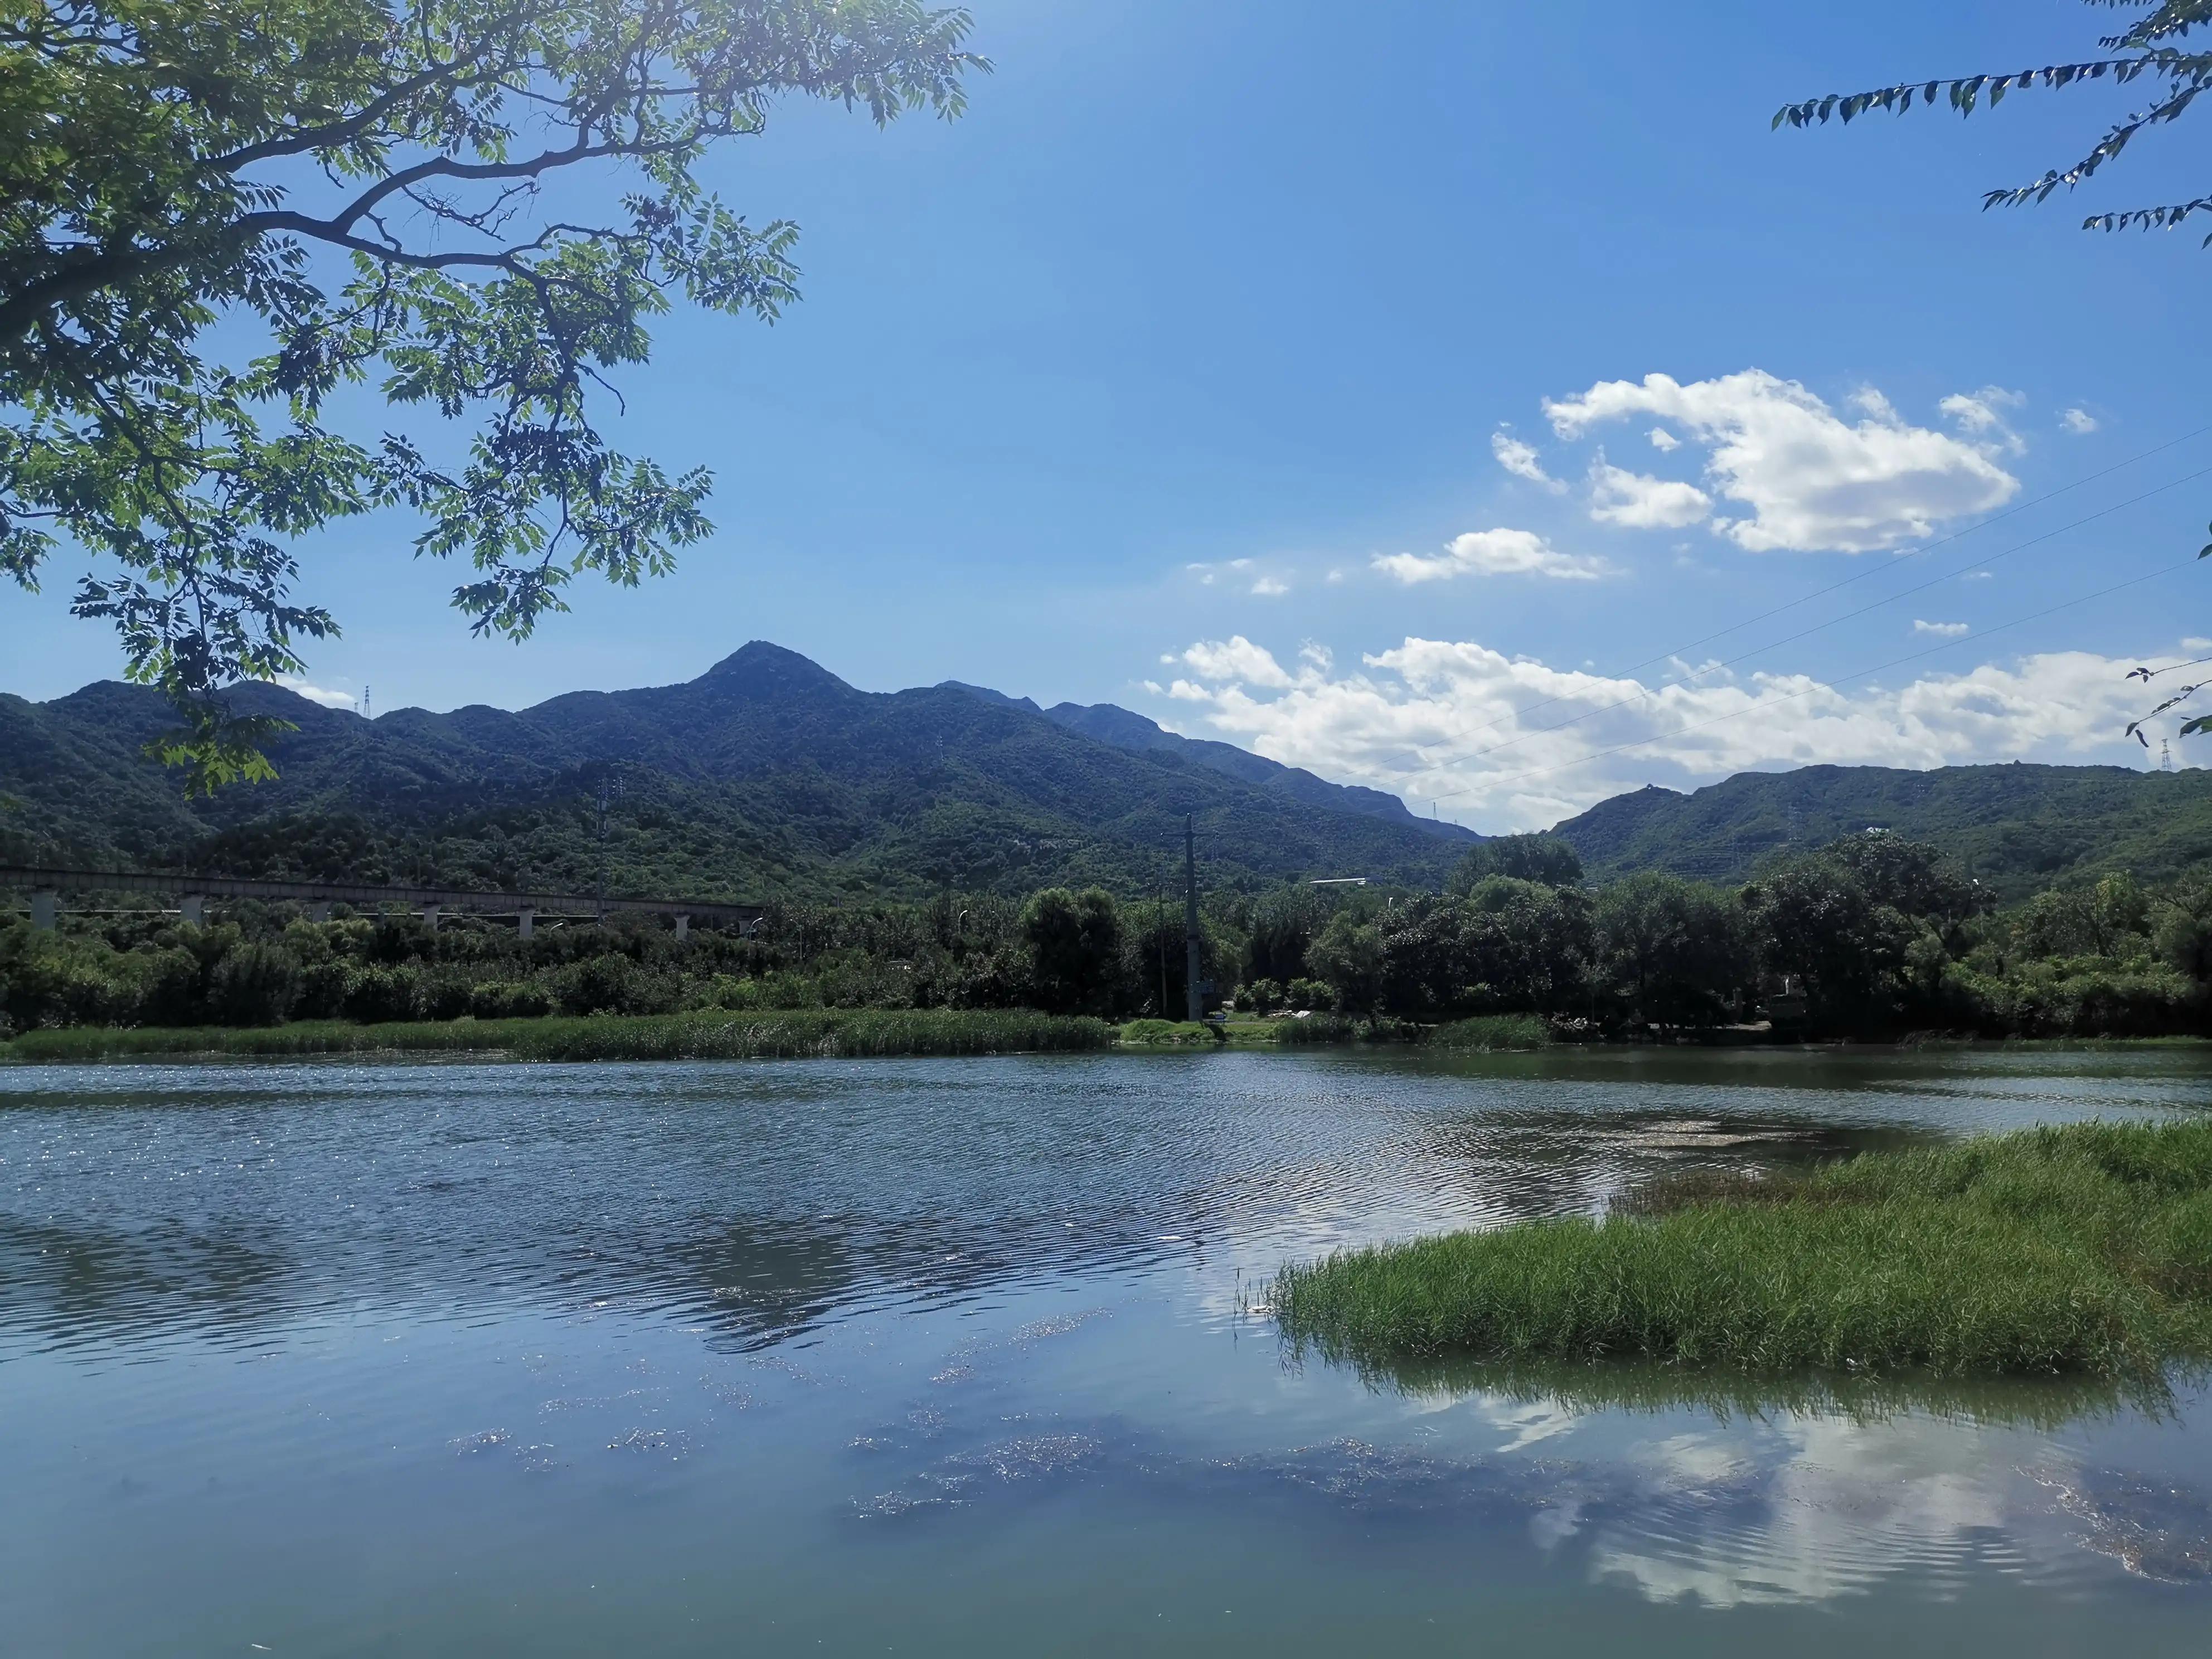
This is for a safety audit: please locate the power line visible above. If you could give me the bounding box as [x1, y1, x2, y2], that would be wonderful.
[1430, 552, 2200, 803]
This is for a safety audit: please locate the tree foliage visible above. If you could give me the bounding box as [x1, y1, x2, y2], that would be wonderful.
[1447, 832, 1583, 892]
[0, 1, 982, 787]
[1776, 2, 2210, 237]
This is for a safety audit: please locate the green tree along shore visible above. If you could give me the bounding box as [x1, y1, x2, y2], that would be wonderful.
[7, 831, 2212, 1041]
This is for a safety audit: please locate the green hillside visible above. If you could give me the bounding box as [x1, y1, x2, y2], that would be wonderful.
[0, 643, 1464, 901]
[1552, 763, 2212, 899]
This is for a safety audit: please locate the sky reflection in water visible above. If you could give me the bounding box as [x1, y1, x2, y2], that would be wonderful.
[1, 1046, 2208, 1655]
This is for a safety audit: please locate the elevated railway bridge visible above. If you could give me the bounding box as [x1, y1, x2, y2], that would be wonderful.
[0, 864, 762, 939]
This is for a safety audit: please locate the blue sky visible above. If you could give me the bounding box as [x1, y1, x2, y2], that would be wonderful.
[10, 0, 2211, 828]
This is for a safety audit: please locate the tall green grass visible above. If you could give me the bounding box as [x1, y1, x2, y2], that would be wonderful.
[1118, 1018, 1223, 1046]
[1425, 1014, 1552, 1051]
[1273, 1118, 2212, 1381]
[0, 1009, 1115, 1064]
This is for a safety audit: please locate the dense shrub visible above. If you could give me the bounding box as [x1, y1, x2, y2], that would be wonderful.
[207, 942, 303, 1026]
[345, 964, 422, 1024]
[469, 980, 554, 1020]
[546, 952, 681, 1017]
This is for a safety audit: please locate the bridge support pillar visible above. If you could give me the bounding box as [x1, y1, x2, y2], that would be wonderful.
[673, 913, 690, 941]
[179, 894, 205, 927]
[420, 904, 440, 932]
[30, 889, 57, 931]
[516, 906, 535, 940]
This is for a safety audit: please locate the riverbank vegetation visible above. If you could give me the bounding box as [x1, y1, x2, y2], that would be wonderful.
[6, 831, 2211, 1044]
[1272, 1118, 2212, 1382]
[0, 1009, 1114, 1064]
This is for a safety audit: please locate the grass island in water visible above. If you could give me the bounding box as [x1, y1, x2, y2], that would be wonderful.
[1273, 1118, 2212, 1383]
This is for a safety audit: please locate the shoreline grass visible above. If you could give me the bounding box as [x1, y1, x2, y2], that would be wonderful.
[1273, 1118, 2212, 1383]
[1425, 1013, 1553, 1051]
[0, 1008, 1115, 1064]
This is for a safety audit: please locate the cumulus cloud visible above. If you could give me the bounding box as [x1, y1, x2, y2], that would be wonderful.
[1374, 527, 1612, 584]
[1542, 370, 2019, 553]
[1251, 575, 1290, 596]
[1939, 385, 2026, 455]
[2061, 407, 2100, 434]
[1492, 430, 1566, 492]
[1175, 635, 1294, 688]
[1160, 632, 2165, 829]
[1648, 427, 1680, 452]
[1913, 619, 1970, 638]
[276, 675, 357, 709]
[1588, 454, 1713, 530]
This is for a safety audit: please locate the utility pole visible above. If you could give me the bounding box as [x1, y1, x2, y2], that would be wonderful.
[1183, 813, 1203, 1023]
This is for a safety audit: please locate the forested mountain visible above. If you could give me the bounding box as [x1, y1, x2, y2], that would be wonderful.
[1553, 763, 2212, 899]
[0, 643, 1467, 900]
[7, 642, 2209, 905]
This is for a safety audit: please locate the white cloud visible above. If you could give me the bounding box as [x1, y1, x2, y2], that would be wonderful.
[1939, 385, 2026, 455]
[1543, 370, 2019, 553]
[1913, 619, 1970, 638]
[1176, 635, 1294, 689]
[1492, 430, 1566, 492]
[1250, 576, 1289, 596]
[1228, 557, 1254, 571]
[1962, 570, 1993, 581]
[1299, 641, 1333, 671]
[1648, 427, 1680, 452]
[1139, 679, 1165, 695]
[1325, 567, 1346, 584]
[276, 675, 356, 709]
[1160, 633, 2166, 829]
[1374, 527, 1612, 585]
[1588, 454, 1713, 530]
[2061, 407, 2100, 434]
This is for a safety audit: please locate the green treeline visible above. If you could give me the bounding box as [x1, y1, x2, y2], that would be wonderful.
[4, 830, 2211, 1040]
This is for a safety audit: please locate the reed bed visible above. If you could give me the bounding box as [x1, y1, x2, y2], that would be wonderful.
[1273, 1118, 2212, 1381]
[0, 1009, 1115, 1064]
[1425, 1014, 1553, 1051]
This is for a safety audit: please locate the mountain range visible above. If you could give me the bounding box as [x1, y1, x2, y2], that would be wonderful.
[0, 643, 1472, 900]
[1550, 761, 2212, 900]
[2, 641, 2204, 903]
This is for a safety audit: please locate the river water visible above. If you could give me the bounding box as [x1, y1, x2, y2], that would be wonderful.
[2, 1046, 2209, 1655]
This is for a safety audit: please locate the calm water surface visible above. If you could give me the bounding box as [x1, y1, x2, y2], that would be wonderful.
[3, 1046, 2210, 1655]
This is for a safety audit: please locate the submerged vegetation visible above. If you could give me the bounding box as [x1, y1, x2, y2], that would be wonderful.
[1273, 1118, 2212, 1383]
[0, 1010, 1113, 1064]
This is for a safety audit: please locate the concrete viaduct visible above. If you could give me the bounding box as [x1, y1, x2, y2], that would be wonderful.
[0, 864, 763, 940]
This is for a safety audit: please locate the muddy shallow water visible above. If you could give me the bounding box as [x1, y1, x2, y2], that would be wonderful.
[3, 1045, 2209, 1655]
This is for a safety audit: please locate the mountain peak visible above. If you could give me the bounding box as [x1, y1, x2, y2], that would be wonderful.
[700, 641, 855, 697]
